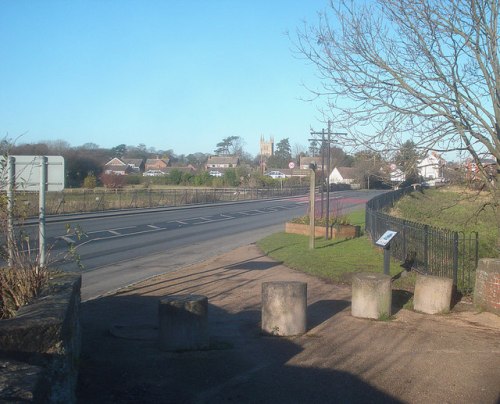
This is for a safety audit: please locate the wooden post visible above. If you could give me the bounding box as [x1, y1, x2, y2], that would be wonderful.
[309, 165, 316, 250]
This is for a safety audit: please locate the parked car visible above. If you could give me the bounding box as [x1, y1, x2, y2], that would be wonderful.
[265, 170, 286, 179]
[143, 170, 165, 177]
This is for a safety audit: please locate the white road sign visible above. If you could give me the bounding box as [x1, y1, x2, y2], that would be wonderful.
[1, 155, 65, 191]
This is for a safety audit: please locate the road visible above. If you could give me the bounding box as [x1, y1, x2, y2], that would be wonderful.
[22, 190, 381, 300]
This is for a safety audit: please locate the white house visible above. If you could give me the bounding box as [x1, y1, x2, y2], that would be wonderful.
[390, 167, 406, 184]
[329, 167, 357, 185]
[418, 152, 446, 179]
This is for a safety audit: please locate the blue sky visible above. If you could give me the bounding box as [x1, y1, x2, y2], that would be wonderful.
[0, 1, 330, 157]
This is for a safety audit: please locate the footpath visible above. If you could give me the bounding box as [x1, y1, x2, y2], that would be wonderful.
[77, 244, 500, 403]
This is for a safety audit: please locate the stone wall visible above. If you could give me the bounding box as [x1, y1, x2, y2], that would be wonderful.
[0, 273, 81, 402]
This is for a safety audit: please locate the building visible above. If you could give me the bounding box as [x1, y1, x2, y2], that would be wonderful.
[103, 158, 133, 175]
[145, 158, 170, 173]
[260, 136, 274, 157]
[329, 167, 358, 185]
[205, 156, 240, 169]
[418, 152, 445, 180]
[300, 156, 324, 171]
[122, 158, 144, 174]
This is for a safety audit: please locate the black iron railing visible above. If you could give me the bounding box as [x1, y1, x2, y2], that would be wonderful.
[366, 189, 478, 293]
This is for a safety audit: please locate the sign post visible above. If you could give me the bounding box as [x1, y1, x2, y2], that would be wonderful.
[1, 155, 64, 268]
[375, 230, 398, 275]
[7, 156, 15, 267]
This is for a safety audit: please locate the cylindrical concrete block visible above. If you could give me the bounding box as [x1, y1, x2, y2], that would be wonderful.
[474, 258, 500, 315]
[351, 273, 392, 319]
[158, 295, 209, 351]
[261, 281, 307, 336]
[413, 274, 453, 314]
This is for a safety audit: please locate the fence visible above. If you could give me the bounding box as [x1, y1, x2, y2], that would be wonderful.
[366, 189, 478, 293]
[9, 186, 309, 217]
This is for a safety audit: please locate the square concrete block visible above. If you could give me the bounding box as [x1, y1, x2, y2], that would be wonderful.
[351, 273, 392, 319]
[413, 274, 453, 314]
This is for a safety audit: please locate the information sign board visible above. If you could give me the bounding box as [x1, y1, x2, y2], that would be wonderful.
[0, 155, 65, 191]
[375, 230, 398, 247]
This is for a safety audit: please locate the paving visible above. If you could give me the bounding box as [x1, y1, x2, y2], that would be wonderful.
[77, 244, 500, 403]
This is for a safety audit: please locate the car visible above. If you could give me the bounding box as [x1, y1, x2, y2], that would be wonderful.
[143, 170, 165, 177]
[265, 170, 286, 179]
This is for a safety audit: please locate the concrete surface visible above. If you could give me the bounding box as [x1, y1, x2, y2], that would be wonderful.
[77, 244, 500, 404]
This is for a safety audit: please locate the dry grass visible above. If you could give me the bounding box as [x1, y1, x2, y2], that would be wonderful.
[0, 265, 49, 319]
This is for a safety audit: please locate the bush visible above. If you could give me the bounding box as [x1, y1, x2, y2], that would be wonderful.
[0, 265, 49, 319]
[125, 174, 142, 185]
[100, 173, 126, 188]
[83, 172, 97, 189]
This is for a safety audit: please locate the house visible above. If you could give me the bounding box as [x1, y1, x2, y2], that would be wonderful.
[389, 166, 406, 184]
[299, 156, 324, 170]
[329, 167, 358, 185]
[418, 152, 445, 180]
[122, 158, 144, 174]
[104, 157, 132, 175]
[145, 158, 170, 173]
[205, 156, 240, 169]
[464, 157, 497, 182]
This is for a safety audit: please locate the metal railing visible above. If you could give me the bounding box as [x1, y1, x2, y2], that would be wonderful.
[9, 186, 309, 216]
[366, 189, 478, 293]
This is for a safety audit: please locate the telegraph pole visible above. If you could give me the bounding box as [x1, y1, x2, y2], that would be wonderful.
[310, 121, 347, 240]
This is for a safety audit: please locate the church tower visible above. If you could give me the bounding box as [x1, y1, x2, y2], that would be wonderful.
[259, 136, 274, 173]
[260, 135, 274, 157]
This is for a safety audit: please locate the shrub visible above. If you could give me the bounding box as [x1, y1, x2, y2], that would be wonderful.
[100, 173, 126, 188]
[83, 172, 97, 189]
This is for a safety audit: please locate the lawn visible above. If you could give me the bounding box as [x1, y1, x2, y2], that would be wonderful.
[256, 209, 416, 291]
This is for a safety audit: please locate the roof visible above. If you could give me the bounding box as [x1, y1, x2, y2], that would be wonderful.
[123, 158, 144, 167]
[104, 157, 126, 166]
[145, 158, 169, 166]
[206, 156, 239, 164]
[300, 156, 321, 165]
[335, 167, 357, 179]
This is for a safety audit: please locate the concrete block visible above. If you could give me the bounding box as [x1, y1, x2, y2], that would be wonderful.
[474, 258, 500, 315]
[158, 295, 209, 351]
[414, 274, 453, 314]
[261, 281, 307, 336]
[351, 273, 392, 319]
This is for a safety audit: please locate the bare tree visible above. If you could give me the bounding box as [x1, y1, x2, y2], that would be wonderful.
[294, 0, 499, 197]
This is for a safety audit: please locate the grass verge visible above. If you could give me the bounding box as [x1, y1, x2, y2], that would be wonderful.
[256, 209, 415, 291]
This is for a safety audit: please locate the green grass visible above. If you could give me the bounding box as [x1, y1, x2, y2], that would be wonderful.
[390, 187, 499, 258]
[257, 209, 413, 290]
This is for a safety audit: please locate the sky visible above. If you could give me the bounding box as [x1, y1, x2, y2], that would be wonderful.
[0, 0, 330, 157]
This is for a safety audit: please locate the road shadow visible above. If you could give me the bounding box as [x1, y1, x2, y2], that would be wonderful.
[77, 292, 402, 403]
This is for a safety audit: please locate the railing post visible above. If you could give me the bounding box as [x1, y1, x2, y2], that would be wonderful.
[424, 224, 429, 273]
[452, 232, 459, 286]
[402, 220, 407, 261]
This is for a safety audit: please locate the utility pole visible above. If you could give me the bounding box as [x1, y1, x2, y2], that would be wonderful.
[310, 122, 347, 240]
